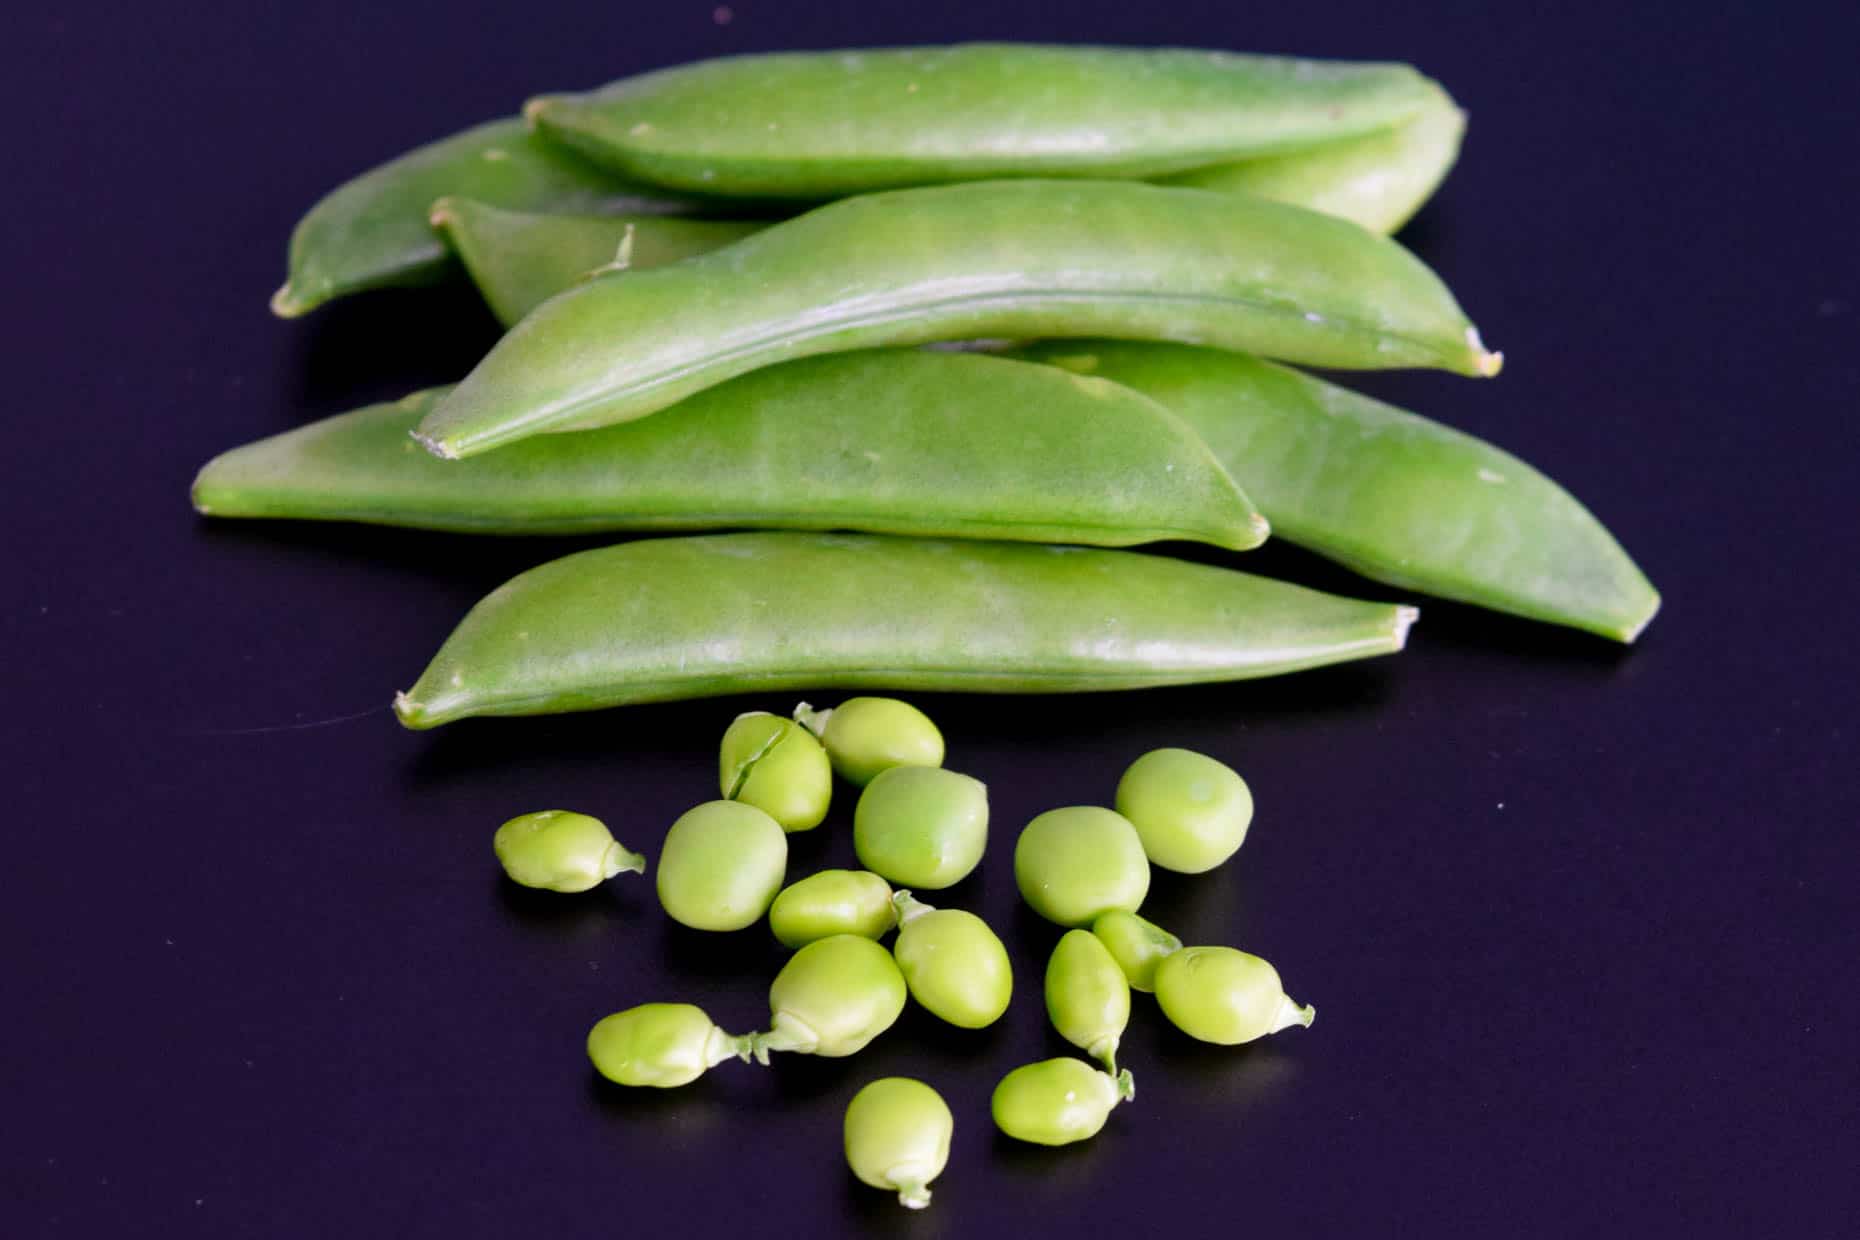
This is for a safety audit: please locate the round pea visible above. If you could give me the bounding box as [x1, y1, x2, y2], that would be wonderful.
[586, 1002, 757, 1088]
[1090, 909, 1183, 993]
[1045, 929, 1130, 1073]
[852, 766, 988, 889]
[655, 800, 788, 931]
[1013, 806, 1150, 926]
[1153, 946, 1315, 1044]
[890, 892, 1012, 1028]
[759, 934, 908, 1058]
[843, 1077, 953, 1211]
[796, 697, 945, 786]
[1115, 747, 1253, 872]
[720, 711, 832, 832]
[768, 869, 897, 948]
[991, 1058, 1135, 1146]
[492, 810, 645, 893]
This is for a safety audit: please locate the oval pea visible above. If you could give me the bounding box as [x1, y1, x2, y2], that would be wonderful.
[1045, 930, 1130, 1074]
[756, 934, 908, 1058]
[1090, 910, 1183, 993]
[492, 809, 645, 893]
[1152, 946, 1316, 1045]
[991, 1058, 1136, 1147]
[586, 1002, 758, 1088]
[1114, 747, 1254, 873]
[654, 800, 788, 931]
[720, 711, 832, 832]
[1014, 806, 1151, 927]
[852, 766, 988, 890]
[889, 892, 1012, 1028]
[843, 1077, 953, 1211]
[794, 697, 946, 787]
[768, 870, 896, 948]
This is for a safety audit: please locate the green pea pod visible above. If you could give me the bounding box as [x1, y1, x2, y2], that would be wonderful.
[1045, 930, 1131, 1074]
[391, 532, 1418, 727]
[1014, 342, 1660, 641]
[430, 197, 766, 326]
[272, 117, 707, 317]
[414, 180, 1500, 459]
[525, 44, 1437, 197]
[191, 351, 1266, 551]
[1159, 81, 1465, 235]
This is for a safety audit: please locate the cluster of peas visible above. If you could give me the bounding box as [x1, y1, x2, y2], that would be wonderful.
[492, 697, 1313, 1210]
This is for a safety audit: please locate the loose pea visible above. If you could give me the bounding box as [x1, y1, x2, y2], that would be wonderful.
[756, 934, 908, 1058]
[852, 766, 988, 890]
[991, 1058, 1136, 1147]
[794, 697, 945, 787]
[768, 869, 896, 948]
[1014, 806, 1151, 926]
[586, 1002, 758, 1088]
[1045, 930, 1130, 1074]
[1152, 946, 1315, 1044]
[843, 1077, 953, 1211]
[719, 711, 832, 832]
[889, 892, 1012, 1028]
[1115, 748, 1254, 873]
[1090, 910, 1183, 993]
[655, 800, 788, 931]
[492, 810, 645, 893]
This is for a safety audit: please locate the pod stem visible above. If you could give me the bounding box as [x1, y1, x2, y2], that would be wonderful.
[792, 701, 832, 738]
[891, 890, 934, 926]
[703, 1025, 761, 1069]
[748, 1010, 819, 1060]
[892, 1179, 931, 1211]
[1271, 995, 1317, 1033]
[601, 843, 648, 879]
[1088, 1036, 1120, 1077]
[1111, 1067, 1136, 1103]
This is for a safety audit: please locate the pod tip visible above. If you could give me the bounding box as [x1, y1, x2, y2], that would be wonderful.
[1466, 327, 1504, 377]
[392, 691, 426, 729]
[1618, 589, 1662, 644]
[1247, 511, 1272, 545]
[1392, 605, 1421, 649]
[270, 282, 308, 318]
[428, 198, 459, 229]
[521, 96, 549, 128]
[409, 427, 459, 461]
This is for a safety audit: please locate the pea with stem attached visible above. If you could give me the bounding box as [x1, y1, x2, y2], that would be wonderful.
[852, 766, 988, 890]
[991, 1058, 1136, 1146]
[843, 1077, 953, 1211]
[1090, 909, 1183, 993]
[889, 891, 1012, 1028]
[767, 869, 897, 949]
[755, 934, 908, 1058]
[794, 697, 945, 787]
[1045, 930, 1130, 1074]
[655, 800, 788, 931]
[1153, 946, 1315, 1044]
[720, 711, 832, 832]
[586, 1003, 760, 1088]
[493, 810, 645, 893]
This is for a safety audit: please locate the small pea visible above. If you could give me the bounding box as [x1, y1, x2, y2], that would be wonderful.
[1013, 806, 1151, 926]
[720, 711, 832, 832]
[493, 809, 645, 893]
[1153, 946, 1315, 1045]
[991, 1058, 1136, 1146]
[1045, 930, 1130, 1074]
[852, 766, 988, 890]
[655, 800, 788, 931]
[1115, 747, 1253, 872]
[1090, 909, 1183, 993]
[586, 1002, 757, 1088]
[757, 934, 908, 1058]
[890, 891, 1012, 1028]
[843, 1077, 953, 1211]
[795, 697, 945, 786]
[768, 869, 897, 948]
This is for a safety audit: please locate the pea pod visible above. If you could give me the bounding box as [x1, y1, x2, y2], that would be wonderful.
[391, 532, 1418, 727]
[1015, 342, 1660, 641]
[414, 180, 1500, 459]
[991, 1058, 1136, 1147]
[191, 351, 1266, 551]
[525, 44, 1437, 197]
[1045, 930, 1131, 1074]
[757, 934, 908, 1058]
[586, 1002, 759, 1088]
[889, 892, 1013, 1029]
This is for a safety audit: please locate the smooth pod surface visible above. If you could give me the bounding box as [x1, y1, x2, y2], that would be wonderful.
[1045, 929, 1131, 1073]
[768, 870, 897, 948]
[760, 934, 908, 1058]
[492, 809, 645, 892]
[654, 800, 788, 931]
[1019, 342, 1660, 641]
[720, 711, 832, 832]
[415, 179, 1500, 458]
[852, 767, 989, 890]
[586, 1003, 756, 1088]
[991, 1058, 1135, 1146]
[1115, 747, 1254, 873]
[890, 894, 1013, 1028]
[1015, 807, 1152, 927]
[393, 533, 1418, 727]
[794, 698, 945, 787]
[527, 44, 1436, 196]
[192, 352, 1266, 550]
[843, 1077, 953, 1211]
[1153, 946, 1316, 1045]
[1090, 910, 1183, 993]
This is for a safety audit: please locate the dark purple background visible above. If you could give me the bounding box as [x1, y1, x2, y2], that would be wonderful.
[5, 3, 1856, 1236]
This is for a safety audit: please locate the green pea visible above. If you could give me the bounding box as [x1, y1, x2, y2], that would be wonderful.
[492, 810, 645, 893]
[793, 697, 945, 787]
[1014, 806, 1151, 927]
[889, 892, 1012, 1029]
[586, 1002, 757, 1088]
[1153, 946, 1315, 1044]
[1045, 930, 1130, 1074]
[654, 800, 788, 931]
[756, 934, 907, 1058]
[1114, 748, 1253, 873]
[768, 870, 896, 949]
[852, 766, 988, 890]
[720, 711, 832, 832]
[843, 1077, 953, 1211]
[1090, 910, 1183, 993]
[991, 1058, 1136, 1147]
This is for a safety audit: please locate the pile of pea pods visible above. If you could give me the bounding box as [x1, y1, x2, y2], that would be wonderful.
[499, 695, 1309, 1209]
